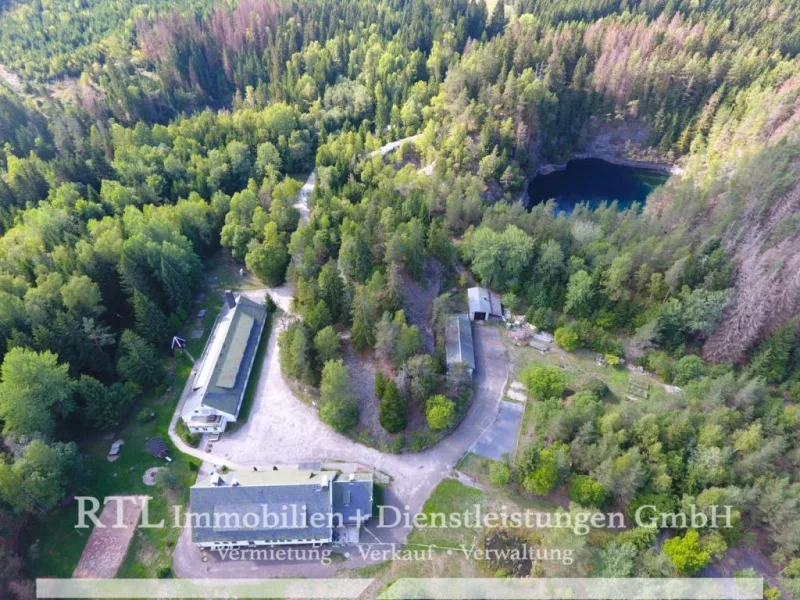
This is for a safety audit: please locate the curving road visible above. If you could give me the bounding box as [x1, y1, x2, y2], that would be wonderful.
[172, 318, 508, 578]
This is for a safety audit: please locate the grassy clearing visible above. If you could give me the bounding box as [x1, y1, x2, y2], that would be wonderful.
[23, 357, 197, 578]
[407, 479, 484, 548]
[203, 250, 261, 293]
[502, 329, 669, 460]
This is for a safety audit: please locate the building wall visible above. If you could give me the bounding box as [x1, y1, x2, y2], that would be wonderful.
[197, 536, 331, 550]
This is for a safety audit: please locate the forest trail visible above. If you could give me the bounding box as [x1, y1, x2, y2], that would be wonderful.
[292, 135, 422, 226]
[293, 168, 316, 223]
[367, 133, 422, 157]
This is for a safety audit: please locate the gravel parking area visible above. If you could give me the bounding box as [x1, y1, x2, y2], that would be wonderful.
[175, 320, 509, 578]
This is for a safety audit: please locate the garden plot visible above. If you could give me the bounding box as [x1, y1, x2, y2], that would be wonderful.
[73, 495, 146, 579]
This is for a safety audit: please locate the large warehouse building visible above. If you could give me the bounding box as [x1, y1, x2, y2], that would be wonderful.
[188, 469, 374, 549]
[181, 291, 267, 434]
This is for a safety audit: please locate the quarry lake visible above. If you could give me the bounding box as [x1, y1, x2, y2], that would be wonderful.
[528, 158, 670, 214]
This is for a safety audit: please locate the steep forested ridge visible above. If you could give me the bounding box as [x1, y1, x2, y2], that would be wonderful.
[0, 0, 800, 594]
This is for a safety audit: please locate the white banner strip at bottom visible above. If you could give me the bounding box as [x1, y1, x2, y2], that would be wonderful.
[36, 578, 375, 599]
[36, 577, 763, 599]
[380, 578, 763, 600]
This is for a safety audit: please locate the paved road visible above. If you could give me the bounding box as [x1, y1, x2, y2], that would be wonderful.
[471, 399, 524, 461]
[173, 321, 509, 578]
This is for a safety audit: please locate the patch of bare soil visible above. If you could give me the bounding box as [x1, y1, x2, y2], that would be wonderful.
[342, 340, 383, 441]
[343, 340, 428, 449]
[401, 259, 444, 353]
[700, 539, 784, 594]
[73, 495, 146, 579]
[482, 529, 534, 577]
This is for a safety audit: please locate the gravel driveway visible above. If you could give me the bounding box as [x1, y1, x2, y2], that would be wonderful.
[174, 320, 509, 577]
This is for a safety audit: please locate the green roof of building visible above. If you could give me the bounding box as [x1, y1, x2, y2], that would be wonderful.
[202, 296, 267, 416]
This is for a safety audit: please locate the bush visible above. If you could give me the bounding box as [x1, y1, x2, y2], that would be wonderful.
[522, 451, 558, 495]
[426, 395, 456, 430]
[489, 461, 511, 487]
[409, 431, 435, 452]
[526, 306, 556, 331]
[662, 530, 711, 575]
[156, 565, 172, 578]
[568, 475, 607, 507]
[521, 363, 566, 399]
[175, 419, 200, 447]
[136, 407, 155, 423]
[674, 355, 705, 386]
[647, 351, 675, 382]
[554, 325, 580, 351]
[581, 378, 610, 399]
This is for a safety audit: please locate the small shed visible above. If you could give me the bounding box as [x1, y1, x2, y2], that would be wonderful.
[145, 437, 169, 459]
[109, 440, 123, 456]
[467, 287, 505, 321]
[445, 314, 476, 376]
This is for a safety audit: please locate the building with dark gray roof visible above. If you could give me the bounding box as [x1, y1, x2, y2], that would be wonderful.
[332, 472, 374, 526]
[445, 314, 475, 376]
[467, 287, 505, 321]
[181, 292, 267, 434]
[188, 470, 373, 549]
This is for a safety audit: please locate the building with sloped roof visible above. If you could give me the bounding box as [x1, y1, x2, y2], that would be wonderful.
[188, 469, 373, 549]
[467, 287, 505, 321]
[181, 292, 267, 434]
[445, 314, 476, 376]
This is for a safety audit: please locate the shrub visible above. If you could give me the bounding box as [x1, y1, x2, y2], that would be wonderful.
[526, 306, 556, 331]
[662, 530, 711, 575]
[175, 419, 200, 447]
[647, 351, 675, 382]
[521, 363, 566, 399]
[489, 461, 511, 487]
[674, 355, 705, 386]
[409, 431, 435, 452]
[426, 395, 456, 430]
[136, 408, 155, 423]
[522, 450, 558, 495]
[581, 377, 610, 399]
[568, 475, 607, 507]
[156, 565, 172, 578]
[554, 325, 580, 351]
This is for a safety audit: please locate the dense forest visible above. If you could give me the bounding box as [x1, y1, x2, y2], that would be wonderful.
[0, 0, 800, 595]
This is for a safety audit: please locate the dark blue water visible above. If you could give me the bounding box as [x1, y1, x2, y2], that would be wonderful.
[528, 158, 669, 214]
